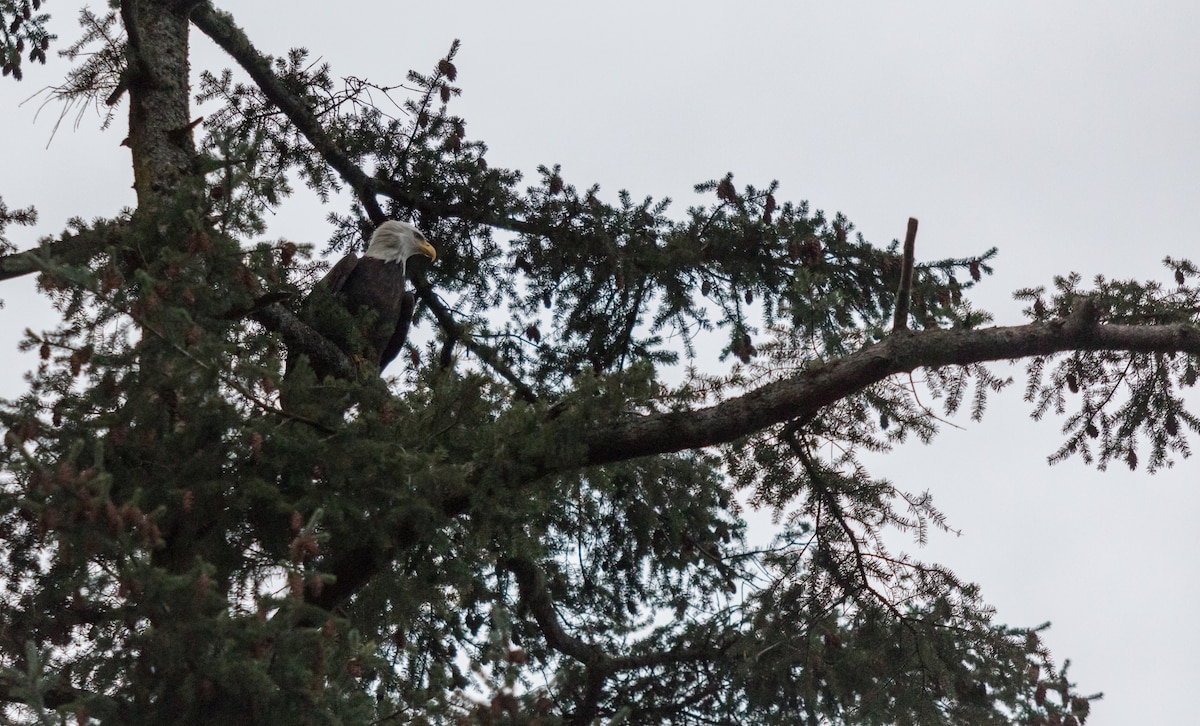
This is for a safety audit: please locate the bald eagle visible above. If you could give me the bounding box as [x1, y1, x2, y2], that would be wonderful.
[292, 220, 436, 379]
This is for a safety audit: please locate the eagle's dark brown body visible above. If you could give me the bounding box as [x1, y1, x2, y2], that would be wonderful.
[290, 254, 415, 381]
[287, 221, 434, 382]
[317, 254, 415, 373]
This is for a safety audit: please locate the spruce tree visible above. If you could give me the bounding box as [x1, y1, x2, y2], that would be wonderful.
[0, 3, 1190, 724]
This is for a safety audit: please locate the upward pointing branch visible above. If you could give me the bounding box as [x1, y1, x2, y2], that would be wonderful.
[891, 217, 919, 332]
[189, 3, 386, 223]
[190, 4, 542, 398]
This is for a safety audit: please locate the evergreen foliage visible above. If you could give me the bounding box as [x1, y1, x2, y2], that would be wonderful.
[0, 3, 1193, 724]
[0, 0, 51, 82]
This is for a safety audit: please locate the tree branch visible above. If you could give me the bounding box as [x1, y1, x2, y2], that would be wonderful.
[0, 221, 362, 391]
[250, 302, 357, 381]
[581, 314, 1198, 467]
[891, 217, 918, 332]
[505, 556, 736, 673]
[791, 434, 911, 624]
[0, 225, 123, 283]
[0, 674, 91, 712]
[192, 4, 542, 401]
[313, 311, 1190, 614]
[507, 557, 603, 665]
[410, 273, 538, 403]
[504, 555, 737, 723]
[190, 3, 387, 223]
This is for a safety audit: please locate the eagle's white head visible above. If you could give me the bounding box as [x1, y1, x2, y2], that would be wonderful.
[365, 220, 437, 274]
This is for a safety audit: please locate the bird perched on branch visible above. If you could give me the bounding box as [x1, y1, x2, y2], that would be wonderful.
[290, 220, 436, 380]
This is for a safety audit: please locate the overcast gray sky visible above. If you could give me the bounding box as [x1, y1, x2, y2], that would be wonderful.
[2, 2, 1199, 722]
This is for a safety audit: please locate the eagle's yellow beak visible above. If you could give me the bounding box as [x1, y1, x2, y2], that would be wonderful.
[417, 240, 437, 261]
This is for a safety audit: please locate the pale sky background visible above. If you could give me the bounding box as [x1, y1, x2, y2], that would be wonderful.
[2, 2, 1199, 723]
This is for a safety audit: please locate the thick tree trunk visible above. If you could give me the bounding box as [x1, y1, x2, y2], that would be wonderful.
[120, 0, 194, 210]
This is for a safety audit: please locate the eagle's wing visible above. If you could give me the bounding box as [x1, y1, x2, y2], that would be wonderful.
[318, 252, 360, 294]
[286, 252, 361, 379]
[379, 291, 416, 372]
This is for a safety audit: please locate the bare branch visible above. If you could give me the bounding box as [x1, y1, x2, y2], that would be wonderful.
[891, 217, 918, 332]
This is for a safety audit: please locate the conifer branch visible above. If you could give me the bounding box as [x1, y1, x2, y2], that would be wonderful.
[0, 222, 528, 405]
[0, 675, 91, 711]
[506, 556, 604, 665]
[0, 224, 123, 283]
[790, 433, 910, 624]
[410, 273, 538, 403]
[581, 318, 1200, 467]
[0, 223, 365, 395]
[189, 4, 544, 237]
[191, 4, 542, 400]
[891, 217, 918, 332]
[127, 304, 335, 428]
[250, 301, 358, 382]
[306, 542, 393, 613]
[189, 3, 387, 223]
[505, 555, 737, 686]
